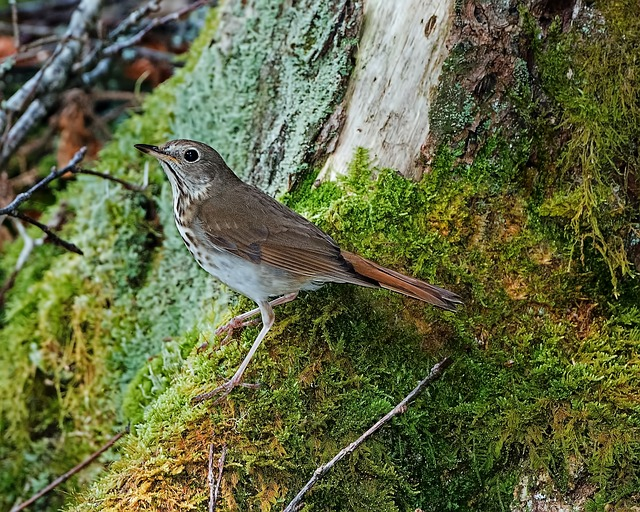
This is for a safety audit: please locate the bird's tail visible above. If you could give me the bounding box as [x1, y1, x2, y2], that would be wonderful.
[341, 251, 462, 312]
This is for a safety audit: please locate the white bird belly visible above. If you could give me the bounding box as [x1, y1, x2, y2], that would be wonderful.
[175, 223, 304, 301]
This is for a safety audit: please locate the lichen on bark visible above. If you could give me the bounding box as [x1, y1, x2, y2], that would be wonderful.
[171, 0, 362, 195]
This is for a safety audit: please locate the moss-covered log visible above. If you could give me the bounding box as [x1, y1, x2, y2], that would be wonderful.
[1, 1, 639, 511]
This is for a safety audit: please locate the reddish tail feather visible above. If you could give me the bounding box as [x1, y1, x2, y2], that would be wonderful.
[341, 251, 462, 312]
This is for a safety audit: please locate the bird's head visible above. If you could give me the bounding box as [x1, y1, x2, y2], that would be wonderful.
[135, 139, 236, 200]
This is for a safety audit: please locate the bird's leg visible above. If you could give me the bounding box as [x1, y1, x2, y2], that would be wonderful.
[193, 299, 276, 404]
[214, 292, 298, 341]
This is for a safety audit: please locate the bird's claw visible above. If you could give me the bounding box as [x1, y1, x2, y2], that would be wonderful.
[191, 379, 260, 405]
[214, 316, 259, 341]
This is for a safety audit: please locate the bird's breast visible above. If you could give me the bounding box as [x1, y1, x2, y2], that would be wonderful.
[173, 219, 310, 302]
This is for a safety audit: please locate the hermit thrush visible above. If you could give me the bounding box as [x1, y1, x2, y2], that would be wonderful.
[135, 140, 462, 402]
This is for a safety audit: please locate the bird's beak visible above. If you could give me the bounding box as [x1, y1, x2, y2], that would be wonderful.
[134, 144, 168, 159]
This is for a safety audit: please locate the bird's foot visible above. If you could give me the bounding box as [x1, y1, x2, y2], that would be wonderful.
[198, 315, 260, 352]
[214, 315, 260, 343]
[191, 379, 260, 405]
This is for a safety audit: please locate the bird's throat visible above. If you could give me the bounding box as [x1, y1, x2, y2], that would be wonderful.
[159, 161, 207, 223]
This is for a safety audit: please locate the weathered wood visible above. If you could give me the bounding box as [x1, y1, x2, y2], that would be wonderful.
[320, 0, 454, 180]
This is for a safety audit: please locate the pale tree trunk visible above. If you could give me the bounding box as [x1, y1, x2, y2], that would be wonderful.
[171, 0, 456, 192]
[320, 0, 455, 180]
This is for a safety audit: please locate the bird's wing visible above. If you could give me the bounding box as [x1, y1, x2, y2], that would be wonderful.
[192, 182, 374, 285]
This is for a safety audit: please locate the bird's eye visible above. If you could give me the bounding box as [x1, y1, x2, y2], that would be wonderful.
[184, 149, 199, 162]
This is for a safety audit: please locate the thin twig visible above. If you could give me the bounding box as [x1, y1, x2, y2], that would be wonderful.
[0, 146, 87, 216]
[208, 442, 215, 511]
[20, 34, 63, 53]
[282, 357, 453, 512]
[9, 0, 19, 49]
[10, 426, 129, 512]
[109, 0, 161, 39]
[215, 444, 227, 509]
[0, 206, 67, 306]
[208, 443, 227, 512]
[1, 35, 63, 67]
[0, 146, 145, 256]
[0, 21, 54, 39]
[12, 218, 37, 272]
[0, 220, 36, 307]
[129, 45, 180, 64]
[12, 210, 83, 255]
[103, 0, 211, 57]
[0, 147, 84, 254]
[76, 168, 146, 192]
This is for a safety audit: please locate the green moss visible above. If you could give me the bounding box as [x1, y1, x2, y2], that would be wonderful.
[526, 2, 640, 292]
[0, 9, 222, 510]
[1, 2, 366, 509]
[68, 130, 639, 510]
[121, 332, 197, 426]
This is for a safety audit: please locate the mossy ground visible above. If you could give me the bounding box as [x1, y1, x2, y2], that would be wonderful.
[69, 141, 640, 510]
[1, 1, 640, 511]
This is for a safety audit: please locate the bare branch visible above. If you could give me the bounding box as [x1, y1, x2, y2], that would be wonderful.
[10, 426, 129, 512]
[76, 168, 146, 192]
[0, 146, 87, 216]
[0, 95, 54, 163]
[283, 357, 454, 512]
[110, 0, 161, 39]
[12, 211, 83, 255]
[0, 0, 103, 134]
[80, 57, 110, 85]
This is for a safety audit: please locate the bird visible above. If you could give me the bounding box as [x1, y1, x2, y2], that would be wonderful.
[135, 139, 462, 402]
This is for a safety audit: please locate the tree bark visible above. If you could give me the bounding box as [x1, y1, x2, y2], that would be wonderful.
[320, 0, 455, 181]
